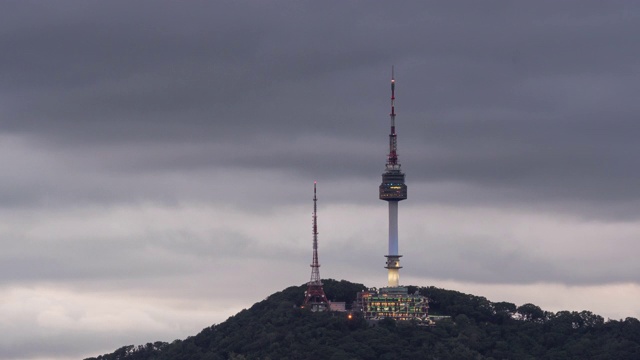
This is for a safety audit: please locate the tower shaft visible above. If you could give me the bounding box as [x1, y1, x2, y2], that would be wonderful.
[379, 69, 407, 288]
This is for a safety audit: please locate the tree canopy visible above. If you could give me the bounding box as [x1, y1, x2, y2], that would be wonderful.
[87, 279, 640, 360]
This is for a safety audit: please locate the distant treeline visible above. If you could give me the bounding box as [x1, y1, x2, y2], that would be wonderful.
[87, 279, 640, 360]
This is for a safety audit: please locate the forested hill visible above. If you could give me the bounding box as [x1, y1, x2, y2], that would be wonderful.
[87, 279, 640, 360]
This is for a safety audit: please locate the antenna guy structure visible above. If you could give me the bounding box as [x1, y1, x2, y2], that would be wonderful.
[303, 181, 330, 311]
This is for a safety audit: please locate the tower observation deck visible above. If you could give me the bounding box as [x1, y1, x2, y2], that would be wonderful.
[379, 68, 407, 288]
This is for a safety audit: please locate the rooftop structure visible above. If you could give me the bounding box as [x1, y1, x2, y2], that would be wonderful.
[356, 287, 429, 322]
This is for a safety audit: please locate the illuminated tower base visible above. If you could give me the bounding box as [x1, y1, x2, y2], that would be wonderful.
[385, 256, 401, 287]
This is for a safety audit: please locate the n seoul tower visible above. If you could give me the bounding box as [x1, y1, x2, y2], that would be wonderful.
[379, 68, 407, 288]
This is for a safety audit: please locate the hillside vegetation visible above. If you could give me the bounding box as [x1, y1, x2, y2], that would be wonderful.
[87, 279, 640, 360]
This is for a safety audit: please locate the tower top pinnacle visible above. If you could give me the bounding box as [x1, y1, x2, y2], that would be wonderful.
[387, 67, 400, 170]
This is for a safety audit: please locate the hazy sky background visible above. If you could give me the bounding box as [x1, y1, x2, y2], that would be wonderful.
[1, 1, 640, 359]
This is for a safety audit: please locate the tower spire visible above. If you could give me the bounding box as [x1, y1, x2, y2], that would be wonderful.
[310, 181, 320, 284]
[388, 66, 399, 169]
[303, 181, 329, 311]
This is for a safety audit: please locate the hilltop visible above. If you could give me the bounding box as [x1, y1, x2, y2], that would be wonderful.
[87, 279, 640, 360]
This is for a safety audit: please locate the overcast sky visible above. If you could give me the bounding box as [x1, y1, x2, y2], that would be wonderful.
[1, 1, 640, 359]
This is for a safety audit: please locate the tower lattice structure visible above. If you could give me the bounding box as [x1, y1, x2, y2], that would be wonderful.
[303, 181, 329, 311]
[379, 67, 407, 288]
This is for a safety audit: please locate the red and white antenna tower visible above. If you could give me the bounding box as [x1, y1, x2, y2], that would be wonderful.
[303, 181, 329, 311]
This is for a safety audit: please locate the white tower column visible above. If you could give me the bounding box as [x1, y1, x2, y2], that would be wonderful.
[386, 199, 402, 287]
[388, 201, 398, 255]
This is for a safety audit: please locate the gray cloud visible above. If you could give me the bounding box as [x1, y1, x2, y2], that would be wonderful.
[2, 1, 640, 359]
[0, 1, 637, 215]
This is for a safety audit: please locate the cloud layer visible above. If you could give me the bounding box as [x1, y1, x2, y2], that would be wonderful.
[1, 1, 640, 359]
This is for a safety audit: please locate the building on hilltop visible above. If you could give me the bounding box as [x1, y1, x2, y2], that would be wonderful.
[356, 287, 429, 322]
[329, 302, 347, 312]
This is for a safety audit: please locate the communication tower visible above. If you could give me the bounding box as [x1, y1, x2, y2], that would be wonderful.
[379, 67, 407, 288]
[355, 69, 429, 324]
[303, 181, 330, 311]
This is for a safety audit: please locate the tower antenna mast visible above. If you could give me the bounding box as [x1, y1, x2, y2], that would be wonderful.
[303, 181, 329, 311]
[388, 65, 398, 168]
